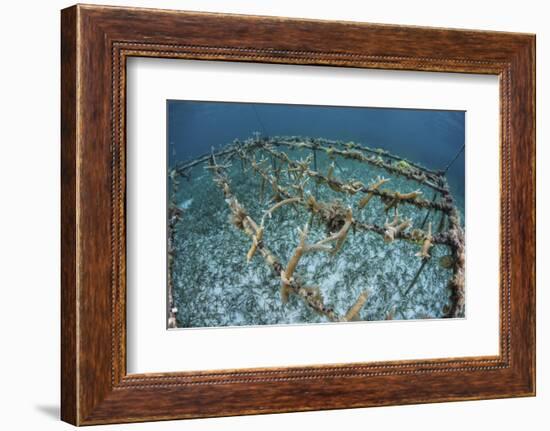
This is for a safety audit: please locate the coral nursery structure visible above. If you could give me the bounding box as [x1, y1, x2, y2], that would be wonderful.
[168, 135, 465, 328]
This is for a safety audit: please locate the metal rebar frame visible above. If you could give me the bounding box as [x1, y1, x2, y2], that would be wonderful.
[168, 136, 465, 327]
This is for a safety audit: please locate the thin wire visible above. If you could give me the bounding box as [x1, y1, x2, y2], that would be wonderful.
[443, 143, 465, 174]
[251, 104, 268, 138]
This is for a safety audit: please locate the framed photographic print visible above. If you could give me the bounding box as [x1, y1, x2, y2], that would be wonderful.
[164, 100, 466, 330]
[61, 4, 535, 425]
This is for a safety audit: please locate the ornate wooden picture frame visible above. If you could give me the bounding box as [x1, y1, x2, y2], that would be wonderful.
[61, 4, 535, 425]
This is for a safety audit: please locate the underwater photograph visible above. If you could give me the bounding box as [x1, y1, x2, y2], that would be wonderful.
[167, 100, 465, 329]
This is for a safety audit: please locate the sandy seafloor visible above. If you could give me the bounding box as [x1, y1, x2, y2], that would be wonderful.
[171, 144, 465, 328]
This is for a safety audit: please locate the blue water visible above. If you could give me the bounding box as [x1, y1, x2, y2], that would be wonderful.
[168, 100, 465, 203]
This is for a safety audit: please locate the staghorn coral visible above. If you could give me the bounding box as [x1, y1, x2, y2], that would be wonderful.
[358, 176, 390, 209]
[230, 202, 247, 230]
[344, 291, 369, 321]
[169, 135, 466, 327]
[308, 198, 350, 235]
[262, 144, 451, 212]
[415, 222, 434, 260]
[318, 207, 353, 254]
[283, 208, 353, 281]
[246, 225, 264, 263]
[382, 189, 423, 213]
[282, 223, 310, 286]
[383, 209, 412, 243]
[209, 161, 344, 321]
[261, 197, 301, 226]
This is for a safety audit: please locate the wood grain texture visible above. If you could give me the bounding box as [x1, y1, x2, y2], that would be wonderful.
[60, 4, 536, 425]
[60, 5, 78, 425]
